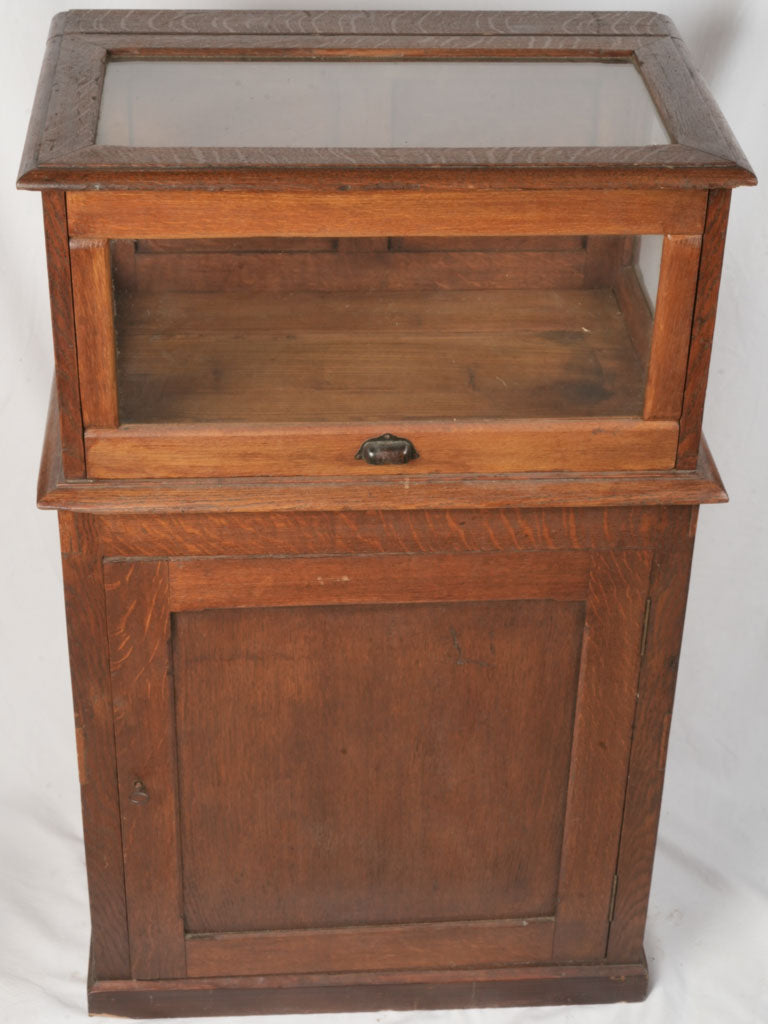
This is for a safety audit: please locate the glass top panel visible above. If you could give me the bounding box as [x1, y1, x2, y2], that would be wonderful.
[97, 60, 670, 149]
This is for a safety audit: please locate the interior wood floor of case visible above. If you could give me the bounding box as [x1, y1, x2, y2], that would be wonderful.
[115, 288, 646, 424]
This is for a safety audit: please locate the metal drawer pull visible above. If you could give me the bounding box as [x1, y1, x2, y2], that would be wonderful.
[355, 433, 419, 465]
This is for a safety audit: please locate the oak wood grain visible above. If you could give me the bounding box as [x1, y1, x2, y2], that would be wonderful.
[22, 159, 753, 193]
[37, 407, 728, 514]
[677, 189, 731, 466]
[83, 418, 680, 479]
[643, 234, 701, 420]
[42, 191, 85, 476]
[126, 249, 587, 295]
[18, 11, 755, 191]
[16, 21, 64, 183]
[67, 189, 708, 239]
[57, 512, 130, 979]
[607, 517, 696, 961]
[69, 238, 118, 428]
[168, 550, 591, 611]
[59, 11, 676, 36]
[174, 596, 583, 941]
[103, 560, 186, 980]
[95, 506, 689, 559]
[635, 35, 754, 175]
[87, 960, 648, 1017]
[185, 918, 556, 976]
[114, 287, 645, 425]
[553, 550, 652, 961]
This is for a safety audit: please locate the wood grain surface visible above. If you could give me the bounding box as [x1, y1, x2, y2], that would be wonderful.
[185, 918, 556, 976]
[37, 389, 727, 512]
[114, 287, 646, 425]
[87, 960, 648, 1016]
[57, 513, 130, 979]
[83, 418, 679, 479]
[94, 506, 690, 559]
[607, 515, 696, 960]
[553, 550, 652, 960]
[168, 550, 590, 610]
[67, 189, 708, 239]
[643, 234, 701, 419]
[173, 596, 583, 938]
[69, 238, 118, 428]
[677, 189, 732, 466]
[103, 560, 186, 980]
[42, 192, 85, 476]
[57, 11, 677, 36]
[18, 10, 755, 190]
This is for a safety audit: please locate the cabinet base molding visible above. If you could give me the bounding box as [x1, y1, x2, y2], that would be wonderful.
[88, 960, 648, 1017]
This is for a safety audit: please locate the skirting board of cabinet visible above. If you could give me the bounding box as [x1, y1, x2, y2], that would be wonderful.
[87, 959, 649, 1017]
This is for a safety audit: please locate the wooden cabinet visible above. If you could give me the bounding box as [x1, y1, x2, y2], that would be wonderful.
[21, 10, 753, 1018]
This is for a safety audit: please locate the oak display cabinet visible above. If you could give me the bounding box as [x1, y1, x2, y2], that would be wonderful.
[19, 10, 755, 1019]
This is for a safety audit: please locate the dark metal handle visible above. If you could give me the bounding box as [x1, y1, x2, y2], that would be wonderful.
[355, 433, 419, 466]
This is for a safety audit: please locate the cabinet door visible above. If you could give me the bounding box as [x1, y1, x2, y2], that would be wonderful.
[104, 548, 650, 981]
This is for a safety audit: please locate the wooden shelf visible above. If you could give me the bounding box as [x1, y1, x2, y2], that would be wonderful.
[116, 287, 646, 424]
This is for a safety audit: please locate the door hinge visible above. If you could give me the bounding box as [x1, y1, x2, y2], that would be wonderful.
[608, 873, 619, 923]
[639, 597, 652, 658]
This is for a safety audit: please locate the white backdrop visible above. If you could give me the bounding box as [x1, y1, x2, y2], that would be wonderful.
[1, 2, 766, 1022]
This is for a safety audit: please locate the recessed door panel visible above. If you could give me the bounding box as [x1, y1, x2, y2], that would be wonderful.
[173, 599, 585, 933]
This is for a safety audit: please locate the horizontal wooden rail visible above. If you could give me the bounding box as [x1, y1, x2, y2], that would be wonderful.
[185, 916, 555, 977]
[67, 189, 708, 239]
[166, 550, 591, 611]
[84, 418, 679, 479]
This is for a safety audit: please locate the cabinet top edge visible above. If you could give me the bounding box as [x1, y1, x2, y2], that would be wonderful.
[18, 11, 756, 191]
[52, 11, 680, 39]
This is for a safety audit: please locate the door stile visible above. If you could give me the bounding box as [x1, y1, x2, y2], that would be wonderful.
[552, 550, 652, 961]
[103, 558, 187, 980]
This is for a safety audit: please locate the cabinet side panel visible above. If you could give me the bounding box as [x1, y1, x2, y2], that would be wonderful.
[58, 512, 129, 978]
[607, 512, 696, 960]
[43, 193, 85, 477]
[103, 559, 186, 980]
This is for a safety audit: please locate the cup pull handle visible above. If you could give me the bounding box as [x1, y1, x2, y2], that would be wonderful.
[355, 433, 419, 466]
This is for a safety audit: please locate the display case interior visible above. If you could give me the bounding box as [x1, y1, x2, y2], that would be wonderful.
[111, 233, 662, 426]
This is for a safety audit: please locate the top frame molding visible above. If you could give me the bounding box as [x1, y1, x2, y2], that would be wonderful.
[18, 9, 756, 191]
[50, 10, 682, 37]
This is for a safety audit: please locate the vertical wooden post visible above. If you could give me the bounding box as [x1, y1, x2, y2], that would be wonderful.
[70, 237, 119, 429]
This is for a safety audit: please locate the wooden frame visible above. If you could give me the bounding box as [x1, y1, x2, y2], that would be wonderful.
[18, 11, 755, 191]
[66, 189, 708, 239]
[83, 420, 680, 480]
[55, 501, 697, 1015]
[38, 389, 728, 513]
[64, 212, 701, 481]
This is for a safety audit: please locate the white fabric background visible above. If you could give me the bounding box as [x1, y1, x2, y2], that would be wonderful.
[1, 1, 766, 1021]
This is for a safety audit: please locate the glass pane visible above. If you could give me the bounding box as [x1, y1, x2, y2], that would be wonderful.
[111, 235, 661, 425]
[97, 60, 669, 149]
